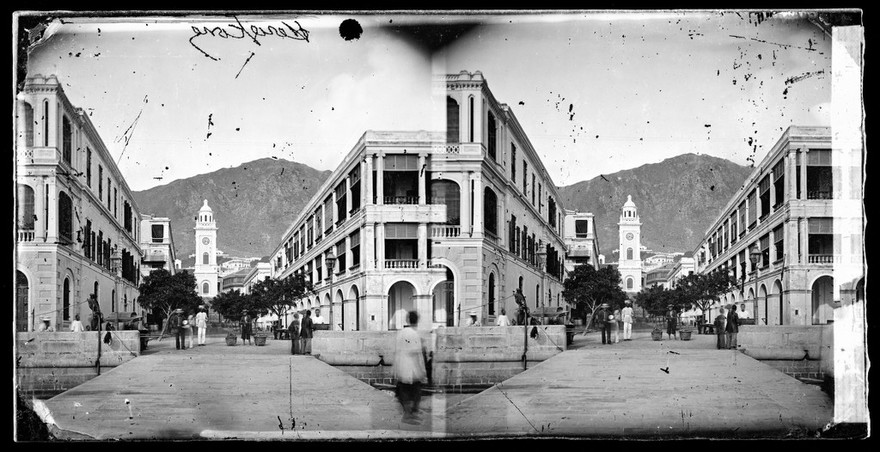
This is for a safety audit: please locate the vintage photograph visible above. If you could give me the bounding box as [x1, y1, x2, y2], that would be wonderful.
[13, 10, 866, 440]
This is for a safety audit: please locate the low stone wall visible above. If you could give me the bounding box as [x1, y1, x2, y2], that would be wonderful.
[16, 331, 141, 398]
[737, 325, 833, 380]
[312, 326, 567, 387]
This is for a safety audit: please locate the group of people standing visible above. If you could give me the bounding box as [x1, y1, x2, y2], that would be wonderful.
[594, 300, 635, 344]
[166, 307, 208, 350]
[713, 304, 743, 350]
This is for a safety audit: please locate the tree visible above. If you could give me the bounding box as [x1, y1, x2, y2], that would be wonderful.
[249, 274, 313, 328]
[676, 271, 739, 323]
[210, 289, 258, 323]
[562, 264, 627, 332]
[634, 284, 681, 324]
[137, 269, 202, 339]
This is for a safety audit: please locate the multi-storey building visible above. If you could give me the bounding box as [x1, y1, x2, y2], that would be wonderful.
[666, 255, 695, 289]
[693, 126, 863, 326]
[139, 214, 177, 277]
[563, 210, 600, 273]
[617, 195, 643, 293]
[15, 75, 143, 331]
[242, 262, 272, 295]
[270, 71, 567, 331]
[193, 200, 219, 300]
[644, 263, 675, 289]
[220, 268, 248, 293]
[219, 257, 260, 277]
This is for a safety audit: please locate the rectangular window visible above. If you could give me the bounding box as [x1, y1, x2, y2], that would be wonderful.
[523, 160, 528, 194]
[722, 224, 728, 251]
[316, 256, 323, 282]
[315, 208, 323, 240]
[98, 166, 103, 200]
[747, 189, 757, 227]
[487, 111, 497, 161]
[515, 226, 521, 256]
[759, 175, 771, 219]
[531, 174, 536, 205]
[151, 224, 164, 243]
[114, 188, 118, 218]
[509, 215, 517, 253]
[335, 181, 347, 224]
[511, 144, 517, 182]
[575, 219, 589, 238]
[323, 197, 333, 234]
[293, 232, 300, 259]
[307, 217, 314, 248]
[730, 214, 738, 244]
[349, 230, 361, 268]
[84, 220, 92, 258]
[349, 166, 361, 212]
[86, 148, 92, 187]
[795, 153, 802, 199]
[738, 201, 747, 236]
[335, 240, 346, 273]
[773, 159, 785, 207]
[107, 178, 112, 210]
[759, 234, 770, 268]
[538, 184, 542, 213]
[62, 116, 72, 165]
[807, 149, 833, 199]
[773, 224, 784, 262]
[548, 198, 556, 228]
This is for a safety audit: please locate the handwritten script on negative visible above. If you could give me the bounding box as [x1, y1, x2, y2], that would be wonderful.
[190, 16, 310, 61]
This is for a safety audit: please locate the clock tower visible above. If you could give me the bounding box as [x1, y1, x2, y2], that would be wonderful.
[194, 199, 218, 299]
[618, 195, 642, 293]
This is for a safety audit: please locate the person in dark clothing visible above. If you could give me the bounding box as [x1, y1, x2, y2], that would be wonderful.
[595, 303, 611, 344]
[168, 308, 185, 350]
[665, 304, 678, 340]
[714, 306, 727, 350]
[300, 310, 314, 355]
[726, 304, 740, 349]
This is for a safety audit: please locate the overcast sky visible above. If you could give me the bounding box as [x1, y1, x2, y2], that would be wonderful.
[22, 11, 832, 191]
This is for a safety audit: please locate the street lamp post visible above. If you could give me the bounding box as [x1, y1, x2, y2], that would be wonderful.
[325, 249, 336, 331]
[749, 245, 762, 325]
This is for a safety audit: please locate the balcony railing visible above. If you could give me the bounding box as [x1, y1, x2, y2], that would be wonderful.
[18, 230, 35, 242]
[430, 225, 461, 238]
[427, 260, 446, 269]
[383, 196, 419, 205]
[808, 254, 840, 264]
[807, 190, 833, 200]
[385, 259, 420, 269]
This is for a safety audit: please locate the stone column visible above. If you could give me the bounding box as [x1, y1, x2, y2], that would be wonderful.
[376, 153, 384, 206]
[799, 217, 808, 264]
[460, 173, 471, 236]
[418, 223, 427, 267]
[364, 156, 373, 206]
[46, 179, 56, 243]
[376, 222, 385, 270]
[365, 223, 375, 270]
[800, 148, 809, 200]
[471, 172, 483, 239]
[418, 153, 426, 206]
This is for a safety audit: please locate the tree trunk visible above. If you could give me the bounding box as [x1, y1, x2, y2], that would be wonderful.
[157, 307, 172, 340]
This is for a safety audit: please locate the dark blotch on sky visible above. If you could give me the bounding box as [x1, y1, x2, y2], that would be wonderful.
[339, 19, 363, 41]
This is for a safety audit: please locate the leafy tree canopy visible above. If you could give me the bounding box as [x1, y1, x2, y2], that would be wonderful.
[137, 269, 202, 337]
[562, 264, 627, 329]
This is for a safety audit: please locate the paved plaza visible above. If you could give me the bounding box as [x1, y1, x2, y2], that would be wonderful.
[36, 329, 833, 440]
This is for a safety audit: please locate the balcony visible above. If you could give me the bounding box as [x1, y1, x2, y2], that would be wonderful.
[808, 254, 840, 264]
[384, 196, 418, 205]
[17, 230, 35, 242]
[807, 190, 833, 200]
[430, 225, 461, 238]
[385, 259, 420, 269]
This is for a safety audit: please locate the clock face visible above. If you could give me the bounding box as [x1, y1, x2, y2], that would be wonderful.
[626, 233, 634, 240]
[202, 237, 210, 245]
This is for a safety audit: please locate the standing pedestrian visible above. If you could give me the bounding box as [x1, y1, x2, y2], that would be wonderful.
[595, 303, 611, 344]
[665, 304, 678, 340]
[240, 311, 253, 345]
[184, 312, 194, 349]
[288, 313, 301, 355]
[394, 310, 428, 425]
[300, 310, 314, 355]
[168, 308, 185, 350]
[495, 309, 510, 326]
[714, 306, 727, 350]
[70, 314, 84, 333]
[195, 307, 208, 346]
[611, 307, 621, 343]
[313, 309, 326, 325]
[726, 304, 740, 349]
[621, 301, 634, 341]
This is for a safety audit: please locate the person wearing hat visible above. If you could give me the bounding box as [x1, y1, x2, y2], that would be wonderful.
[168, 308, 186, 350]
[665, 304, 679, 340]
[621, 300, 634, 341]
[725, 304, 740, 350]
[195, 306, 208, 346]
[240, 310, 253, 345]
[713, 305, 727, 350]
[594, 303, 612, 345]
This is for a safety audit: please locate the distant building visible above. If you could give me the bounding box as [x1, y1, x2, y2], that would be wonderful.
[617, 195, 642, 293]
[693, 126, 863, 326]
[16, 75, 143, 332]
[139, 214, 177, 277]
[219, 257, 260, 277]
[563, 210, 600, 273]
[666, 256, 695, 289]
[193, 200, 219, 300]
[242, 262, 272, 295]
[644, 263, 675, 290]
[220, 268, 249, 293]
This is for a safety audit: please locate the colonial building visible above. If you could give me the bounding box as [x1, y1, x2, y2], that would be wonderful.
[644, 263, 674, 290]
[617, 195, 643, 293]
[242, 262, 272, 295]
[193, 200, 219, 299]
[15, 75, 143, 331]
[220, 268, 248, 293]
[693, 126, 863, 326]
[270, 71, 567, 331]
[665, 255, 695, 289]
[563, 210, 600, 273]
[139, 214, 177, 277]
[219, 257, 260, 277]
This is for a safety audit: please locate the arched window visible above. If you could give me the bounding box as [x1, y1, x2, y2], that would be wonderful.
[536, 284, 540, 308]
[203, 282, 210, 294]
[626, 277, 634, 289]
[468, 96, 475, 142]
[23, 102, 34, 146]
[484, 187, 498, 235]
[17, 184, 34, 230]
[518, 276, 523, 291]
[58, 191, 73, 242]
[626, 247, 633, 260]
[16, 271, 29, 332]
[446, 97, 460, 143]
[111, 289, 116, 313]
[429, 179, 460, 225]
[62, 115, 72, 165]
[488, 273, 495, 315]
[202, 252, 209, 265]
[63, 277, 71, 321]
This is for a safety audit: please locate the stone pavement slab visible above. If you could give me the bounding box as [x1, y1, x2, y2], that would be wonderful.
[444, 334, 833, 438]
